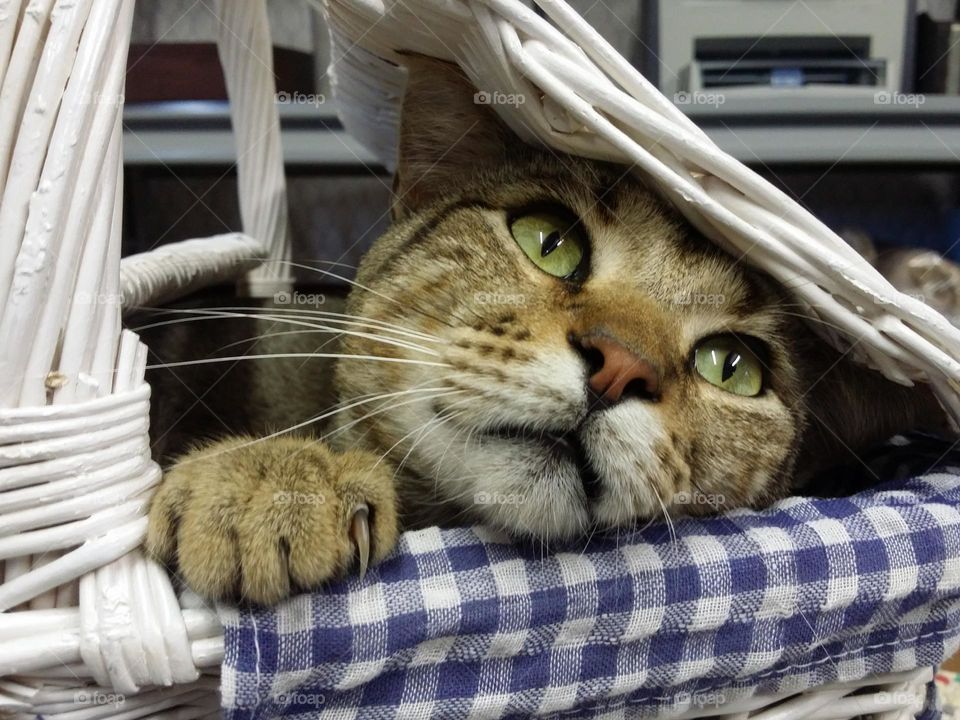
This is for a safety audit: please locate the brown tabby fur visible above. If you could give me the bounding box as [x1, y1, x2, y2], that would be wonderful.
[145, 57, 947, 605]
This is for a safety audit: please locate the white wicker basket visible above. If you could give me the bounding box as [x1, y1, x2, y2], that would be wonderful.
[0, 0, 953, 717]
[0, 0, 276, 714]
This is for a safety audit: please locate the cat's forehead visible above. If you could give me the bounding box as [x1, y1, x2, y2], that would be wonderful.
[493, 155, 774, 316]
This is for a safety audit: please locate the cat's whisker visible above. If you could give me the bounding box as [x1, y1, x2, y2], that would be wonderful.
[262, 257, 359, 271]
[384, 291, 480, 338]
[430, 502, 478, 527]
[152, 303, 447, 345]
[134, 316, 426, 357]
[689, 477, 729, 515]
[366, 395, 473, 475]
[310, 263, 488, 336]
[132, 306, 447, 350]
[134, 308, 442, 356]
[312, 373, 465, 459]
[651, 485, 677, 545]
[146, 352, 451, 370]
[766, 309, 852, 335]
[266, 377, 467, 467]
[382, 408, 479, 503]
[578, 521, 600, 554]
[260, 261, 464, 332]
[231, 323, 434, 356]
[633, 515, 661, 536]
[258, 255, 482, 330]
[314, 376, 464, 444]
[322, 388, 465, 444]
[430, 430, 467, 496]
[316, 388, 398, 419]
[431, 401, 483, 482]
[773, 301, 846, 311]
[218, 306, 446, 344]
[388, 404, 473, 485]
[210, 328, 342, 354]
[162, 385, 457, 471]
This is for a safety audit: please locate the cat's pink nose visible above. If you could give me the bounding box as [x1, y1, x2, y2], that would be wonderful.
[578, 335, 660, 404]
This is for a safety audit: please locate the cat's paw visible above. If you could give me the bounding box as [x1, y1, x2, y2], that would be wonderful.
[146, 437, 399, 605]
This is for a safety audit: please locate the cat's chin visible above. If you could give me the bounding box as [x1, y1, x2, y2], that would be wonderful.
[462, 403, 681, 542]
[417, 399, 685, 543]
[482, 425, 600, 497]
[457, 430, 594, 543]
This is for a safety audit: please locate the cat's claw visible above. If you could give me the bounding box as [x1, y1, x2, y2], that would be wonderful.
[350, 503, 371, 579]
[147, 441, 399, 604]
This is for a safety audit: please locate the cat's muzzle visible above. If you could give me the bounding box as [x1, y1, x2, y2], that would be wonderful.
[485, 425, 602, 502]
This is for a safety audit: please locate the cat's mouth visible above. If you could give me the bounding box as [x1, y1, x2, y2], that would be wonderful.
[485, 425, 603, 501]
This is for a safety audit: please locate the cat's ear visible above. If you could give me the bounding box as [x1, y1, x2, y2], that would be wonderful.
[392, 54, 517, 219]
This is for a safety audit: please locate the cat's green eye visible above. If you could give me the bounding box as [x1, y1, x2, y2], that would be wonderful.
[693, 336, 764, 397]
[510, 211, 586, 278]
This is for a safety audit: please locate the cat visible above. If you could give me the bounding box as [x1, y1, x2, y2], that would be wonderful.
[144, 56, 947, 605]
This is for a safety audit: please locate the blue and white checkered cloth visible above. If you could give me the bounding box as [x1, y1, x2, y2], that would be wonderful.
[219, 440, 960, 718]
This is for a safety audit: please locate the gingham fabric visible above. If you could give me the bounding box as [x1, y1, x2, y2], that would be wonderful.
[219, 439, 960, 719]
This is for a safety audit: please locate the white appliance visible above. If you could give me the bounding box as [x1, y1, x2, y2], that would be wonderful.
[639, 0, 915, 97]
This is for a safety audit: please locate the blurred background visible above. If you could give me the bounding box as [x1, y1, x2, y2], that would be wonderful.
[123, 0, 960, 296]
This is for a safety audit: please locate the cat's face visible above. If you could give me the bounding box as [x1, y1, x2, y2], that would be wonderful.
[334, 57, 933, 542]
[345, 171, 801, 539]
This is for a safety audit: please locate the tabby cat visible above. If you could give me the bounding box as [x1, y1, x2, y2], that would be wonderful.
[145, 56, 946, 605]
